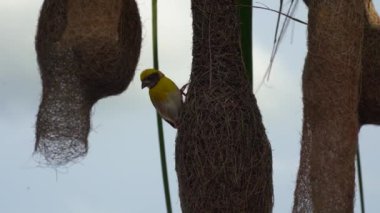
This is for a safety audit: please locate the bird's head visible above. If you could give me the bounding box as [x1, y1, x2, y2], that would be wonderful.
[140, 68, 164, 89]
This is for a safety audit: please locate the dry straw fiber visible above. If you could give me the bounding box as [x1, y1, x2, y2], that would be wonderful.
[175, 0, 273, 212]
[35, 0, 141, 166]
[293, 0, 364, 212]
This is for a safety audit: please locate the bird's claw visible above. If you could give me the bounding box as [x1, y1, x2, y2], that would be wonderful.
[180, 83, 189, 96]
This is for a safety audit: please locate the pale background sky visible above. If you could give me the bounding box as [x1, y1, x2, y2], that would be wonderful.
[0, 0, 379, 212]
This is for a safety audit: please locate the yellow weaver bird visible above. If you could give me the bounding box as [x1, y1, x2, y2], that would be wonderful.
[140, 68, 182, 128]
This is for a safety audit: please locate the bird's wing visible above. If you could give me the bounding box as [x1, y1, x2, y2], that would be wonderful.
[153, 90, 182, 126]
[149, 76, 183, 127]
[162, 118, 176, 128]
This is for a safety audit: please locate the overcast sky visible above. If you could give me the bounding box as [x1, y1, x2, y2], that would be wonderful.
[0, 0, 379, 212]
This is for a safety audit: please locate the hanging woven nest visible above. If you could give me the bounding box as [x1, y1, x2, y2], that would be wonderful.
[34, 0, 141, 166]
[293, 0, 364, 212]
[175, 0, 273, 212]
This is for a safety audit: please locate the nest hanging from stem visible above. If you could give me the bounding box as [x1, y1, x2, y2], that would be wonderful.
[34, 0, 141, 166]
[175, 0, 273, 212]
[293, 0, 364, 211]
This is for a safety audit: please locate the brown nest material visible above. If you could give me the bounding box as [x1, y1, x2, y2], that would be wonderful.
[175, 0, 273, 212]
[34, 0, 141, 166]
[293, 0, 364, 212]
[359, 0, 380, 125]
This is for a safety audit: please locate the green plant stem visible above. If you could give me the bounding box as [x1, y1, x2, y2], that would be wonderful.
[152, 0, 172, 212]
[239, 0, 253, 88]
[152, 0, 159, 69]
[357, 145, 365, 213]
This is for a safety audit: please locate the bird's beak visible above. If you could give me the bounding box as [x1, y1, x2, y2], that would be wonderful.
[141, 80, 149, 89]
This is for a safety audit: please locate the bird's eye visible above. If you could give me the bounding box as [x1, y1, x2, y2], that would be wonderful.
[147, 73, 159, 81]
